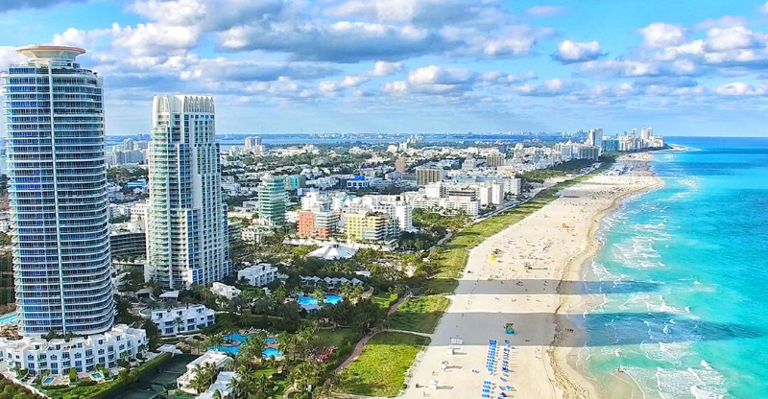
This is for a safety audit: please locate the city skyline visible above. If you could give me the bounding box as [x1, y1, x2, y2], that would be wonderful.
[1, 1, 768, 137]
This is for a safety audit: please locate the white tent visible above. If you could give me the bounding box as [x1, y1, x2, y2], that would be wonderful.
[307, 243, 357, 260]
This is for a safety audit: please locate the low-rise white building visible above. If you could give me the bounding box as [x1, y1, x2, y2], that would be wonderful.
[177, 351, 232, 395]
[210, 282, 241, 300]
[198, 371, 236, 399]
[0, 324, 147, 375]
[237, 263, 279, 287]
[150, 304, 215, 336]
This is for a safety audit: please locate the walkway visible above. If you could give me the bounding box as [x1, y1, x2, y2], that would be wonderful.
[335, 292, 412, 373]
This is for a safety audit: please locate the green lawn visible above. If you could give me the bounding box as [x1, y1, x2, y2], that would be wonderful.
[388, 296, 450, 334]
[316, 328, 359, 348]
[254, 368, 289, 398]
[424, 157, 616, 294]
[370, 292, 399, 310]
[337, 332, 430, 397]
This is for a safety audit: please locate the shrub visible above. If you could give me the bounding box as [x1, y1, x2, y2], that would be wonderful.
[68, 368, 76, 383]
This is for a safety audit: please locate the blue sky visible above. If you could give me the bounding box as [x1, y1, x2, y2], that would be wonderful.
[2, 0, 768, 136]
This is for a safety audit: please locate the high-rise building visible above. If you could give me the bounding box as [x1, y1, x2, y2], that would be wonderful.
[259, 174, 286, 226]
[146, 95, 232, 289]
[3, 46, 115, 336]
[588, 128, 603, 148]
[416, 167, 444, 186]
[395, 155, 407, 173]
[244, 136, 262, 149]
[0, 45, 146, 374]
[485, 151, 506, 168]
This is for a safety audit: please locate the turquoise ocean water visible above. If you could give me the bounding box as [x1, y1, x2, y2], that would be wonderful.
[577, 137, 768, 399]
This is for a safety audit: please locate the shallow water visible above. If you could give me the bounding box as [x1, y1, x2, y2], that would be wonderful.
[577, 137, 768, 399]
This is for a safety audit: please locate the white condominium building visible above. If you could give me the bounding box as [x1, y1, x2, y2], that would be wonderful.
[0, 325, 147, 375]
[237, 263, 278, 287]
[2, 46, 115, 336]
[150, 304, 216, 336]
[146, 95, 232, 289]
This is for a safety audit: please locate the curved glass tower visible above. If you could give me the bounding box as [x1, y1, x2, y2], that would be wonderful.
[2, 46, 114, 336]
[146, 95, 231, 289]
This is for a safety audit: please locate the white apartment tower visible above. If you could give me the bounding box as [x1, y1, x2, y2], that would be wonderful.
[146, 95, 232, 289]
[0, 46, 147, 376]
[2, 46, 115, 336]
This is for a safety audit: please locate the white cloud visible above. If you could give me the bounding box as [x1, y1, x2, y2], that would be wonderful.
[382, 80, 409, 94]
[526, 6, 567, 18]
[578, 60, 659, 77]
[0, 47, 26, 70]
[408, 65, 474, 85]
[761, 1, 768, 14]
[553, 40, 602, 63]
[639, 23, 687, 48]
[372, 60, 403, 76]
[513, 78, 584, 97]
[694, 16, 747, 31]
[704, 26, 766, 52]
[716, 81, 766, 96]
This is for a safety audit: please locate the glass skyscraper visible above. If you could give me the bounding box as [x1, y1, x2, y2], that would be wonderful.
[146, 95, 231, 289]
[2, 46, 114, 336]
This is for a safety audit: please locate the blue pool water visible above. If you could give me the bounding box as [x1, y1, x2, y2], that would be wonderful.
[298, 294, 343, 306]
[262, 348, 283, 359]
[209, 335, 282, 357]
[225, 333, 248, 343]
[578, 137, 768, 399]
[43, 377, 54, 384]
[90, 373, 102, 379]
[0, 313, 18, 324]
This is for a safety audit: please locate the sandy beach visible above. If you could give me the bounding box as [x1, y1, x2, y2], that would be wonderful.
[401, 153, 661, 399]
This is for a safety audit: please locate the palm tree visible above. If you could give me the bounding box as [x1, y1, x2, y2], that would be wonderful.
[208, 335, 225, 352]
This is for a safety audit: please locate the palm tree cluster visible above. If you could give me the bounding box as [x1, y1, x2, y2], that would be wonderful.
[188, 362, 218, 394]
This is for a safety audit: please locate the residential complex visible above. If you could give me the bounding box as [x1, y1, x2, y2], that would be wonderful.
[0, 45, 146, 375]
[237, 263, 279, 287]
[146, 95, 232, 289]
[258, 174, 287, 226]
[150, 304, 216, 336]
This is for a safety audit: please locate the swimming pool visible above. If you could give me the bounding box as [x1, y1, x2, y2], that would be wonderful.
[262, 348, 283, 359]
[209, 345, 284, 358]
[265, 338, 276, 344]
[43, 377, 54, 385]
[0, 313, 18, 325]
[90, 372, 103, 380]
[225, 333, 248, 343]
[297, 295, 343, 306]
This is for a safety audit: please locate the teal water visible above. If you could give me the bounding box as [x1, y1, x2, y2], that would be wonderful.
[578, 137, 768, 399]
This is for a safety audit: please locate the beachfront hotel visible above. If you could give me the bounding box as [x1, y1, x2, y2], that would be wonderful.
[0, 45, 146, 374]
[146, 95, 232, 289]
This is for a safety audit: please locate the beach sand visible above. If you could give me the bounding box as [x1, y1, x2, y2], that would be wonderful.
[401, 154, 660, 399]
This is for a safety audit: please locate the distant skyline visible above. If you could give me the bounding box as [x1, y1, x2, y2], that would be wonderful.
[2, 0, 768, 137]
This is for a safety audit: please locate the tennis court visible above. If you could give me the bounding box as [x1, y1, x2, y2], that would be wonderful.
[148, 354, 196, 388]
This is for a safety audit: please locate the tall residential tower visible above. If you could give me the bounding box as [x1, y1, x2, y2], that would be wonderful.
[146, 95, 232, 289]
[0, 45, 146, 375]
[3, 46, 114, 336]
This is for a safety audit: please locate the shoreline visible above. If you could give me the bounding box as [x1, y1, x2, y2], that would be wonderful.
[400, 153, 661, 399]
[549, 153, 663, 399]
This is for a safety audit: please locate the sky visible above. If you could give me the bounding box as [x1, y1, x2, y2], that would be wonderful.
[2, 0, 768, 136]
